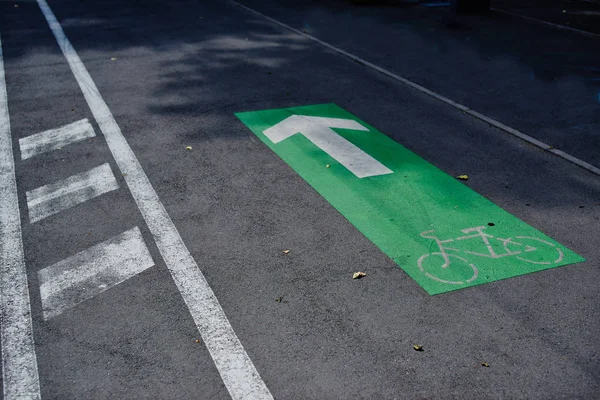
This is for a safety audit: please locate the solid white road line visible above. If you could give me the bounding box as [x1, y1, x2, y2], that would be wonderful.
[491, 7, 600, 40]
[36, 1, 273, 398]
[230, 0, 600, 177]
[39, 227, 154, 320]
[19, 118, 96, 160]
[0, 35, 42, 400]
[26, 163, 119, 223]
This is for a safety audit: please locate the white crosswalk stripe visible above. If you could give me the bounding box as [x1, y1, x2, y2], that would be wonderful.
[39, 226, 155, 320]
[19, 118, 96, 160]
[26, 163, 119, 223]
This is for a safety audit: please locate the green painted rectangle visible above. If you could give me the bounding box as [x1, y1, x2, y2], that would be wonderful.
[235, 104, 585, 295]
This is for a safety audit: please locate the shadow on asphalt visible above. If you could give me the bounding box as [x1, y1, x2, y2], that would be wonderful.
[233, 0, 600, 168]
[1, 1, 599, 398]
[2, 0, 599, 208]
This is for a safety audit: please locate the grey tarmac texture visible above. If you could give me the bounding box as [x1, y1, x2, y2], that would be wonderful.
[0, 0, 599, 399]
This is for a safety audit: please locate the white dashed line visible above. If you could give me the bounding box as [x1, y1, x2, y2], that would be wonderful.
[19, 118, 96, 160]
[38, 226, 154, 320]
[36, 0, 273, 398]
[26, 163, 119, 223]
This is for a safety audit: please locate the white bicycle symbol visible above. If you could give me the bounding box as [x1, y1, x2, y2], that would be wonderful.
[418, 226, 564, 285]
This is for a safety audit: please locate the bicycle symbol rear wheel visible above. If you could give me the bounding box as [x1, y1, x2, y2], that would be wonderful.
[418, 252, 478, 285]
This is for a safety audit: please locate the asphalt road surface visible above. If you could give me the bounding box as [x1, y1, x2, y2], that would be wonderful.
[1, 0, 599, 399]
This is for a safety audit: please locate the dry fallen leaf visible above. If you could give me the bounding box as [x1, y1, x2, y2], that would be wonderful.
[352, 271, 366, 279]
[186, 146, 193, 150]
[275, 296, 283, 303]
[481, 362, 489, 367]
[457, 175, 469, 181]
[282, 249, 290, 254]
[413, 344, 423, 351]
[195, 339, 201, 343]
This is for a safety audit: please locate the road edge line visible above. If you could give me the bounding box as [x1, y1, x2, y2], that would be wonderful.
[230, 0, 600, 178]
[0, 34, 42, 400]
[491, 7, 600, 41]
[36, 1, 273, 399]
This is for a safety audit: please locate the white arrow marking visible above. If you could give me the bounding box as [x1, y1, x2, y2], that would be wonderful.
[263, 115, 393, 178]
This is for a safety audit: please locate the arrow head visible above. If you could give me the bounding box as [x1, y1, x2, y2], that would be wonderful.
[262, 114, 392, 178]
[263, 115, 369, 143]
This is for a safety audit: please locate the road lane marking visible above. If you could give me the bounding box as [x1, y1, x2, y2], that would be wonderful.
[19, 118, 96, 160]
[38, 227, 154, 320]
[26, 163, 119, 223]
[236, 104, 585, 294]
[491, 7, 600, 40]
[0, 34, 42, 400]
[36, 1, 273, 398]
[230, 0, 600, 177]
[264, 115, 393, 178]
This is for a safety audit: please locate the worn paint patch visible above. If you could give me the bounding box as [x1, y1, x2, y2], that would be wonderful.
[235, 103, 584, 295]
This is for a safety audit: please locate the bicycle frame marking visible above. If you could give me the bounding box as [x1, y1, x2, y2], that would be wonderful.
[419, 226, 566, 286]
[423, 226, 521, 262]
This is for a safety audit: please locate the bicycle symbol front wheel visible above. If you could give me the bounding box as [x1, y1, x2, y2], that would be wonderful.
[504, 236, 564, 265]
[417, 252, 478, 285]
